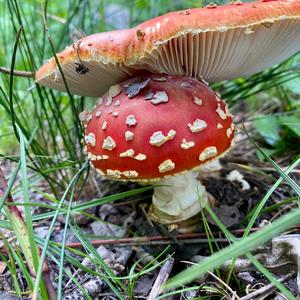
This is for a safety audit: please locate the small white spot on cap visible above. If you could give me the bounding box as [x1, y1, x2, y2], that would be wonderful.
[193, 96, 203, 106]
[102, 136, 116, 151]
[112, 111, 119, 117]
[206, 1, 217, 8]
[79, 111, 91, 123]
[158, 159, 175, 173]
[188, 119, 207, 133]
[96, 97, 103, 105]
[126, 115, 137, 127]
[229, 0, 243, 5]
[120, 149, 135, 158]
[135, 153, 147, 161]
[216, 104, 227, 120]
[105, 96, 113, 107]
[123, 170, 139, 178]
[95, 155, 109, 160]
[180, 81, 192, 88]
[149, 130, 176, 147]
[231, 123, 235, 131]
[125, 131, 134, 141]
[217, 123, 223, 129]
[107, 169, 122, 179]
[226, 128, 233, 138]
[102, 120, 108, 130]
[86, 114, 93, 124]
[88, 153, 97, 161]
[181, 139, 195, 149]
[95, 110, 101, 118]
[153, 76, 167, 82]
[108, 85, 122, 98]
[151, 91, 168, 105]
[85, 133, 96, 147]
[225, 104, 233, 118]
[199, 146, 218, 161]
[114, 100, 120, 107]
[96, 169, 105, 176]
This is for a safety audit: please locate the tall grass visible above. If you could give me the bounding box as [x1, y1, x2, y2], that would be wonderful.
[0, 0, 300, 299]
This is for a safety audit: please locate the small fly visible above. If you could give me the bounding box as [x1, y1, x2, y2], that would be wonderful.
[71, 31, 89, 75]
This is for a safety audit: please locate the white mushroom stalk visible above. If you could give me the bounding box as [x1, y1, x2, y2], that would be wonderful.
[149, 171, 207, 224]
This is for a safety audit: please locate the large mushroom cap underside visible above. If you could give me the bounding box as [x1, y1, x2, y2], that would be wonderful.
[36, 0, 300, 97]
[83, 74, 234, 181]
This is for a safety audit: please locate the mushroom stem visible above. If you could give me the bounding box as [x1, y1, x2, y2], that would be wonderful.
[149, 171, 208, 224]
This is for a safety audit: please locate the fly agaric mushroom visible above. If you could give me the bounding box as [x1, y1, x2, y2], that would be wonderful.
[36, 0, 300, 96]
[82, 74, 234, 224]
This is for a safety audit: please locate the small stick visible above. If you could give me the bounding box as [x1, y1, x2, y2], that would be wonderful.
[148, 256, 175, 300]
[64, 237, 230, 248]
[59, 226, 300, 249]
[240, 272, 295, 300]
[208, 271, 241, 300]
[140, 203, 154, 227]
[0, 66, 35, 78]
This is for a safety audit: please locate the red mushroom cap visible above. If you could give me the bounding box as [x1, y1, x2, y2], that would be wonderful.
[83, 74, 234, 181]
[36, 0, 300, 96]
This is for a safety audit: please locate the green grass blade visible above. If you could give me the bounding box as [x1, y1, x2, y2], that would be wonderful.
[70, 223, 126, 300]
[244, 156, 300, 237]
[57, 187, 75, 300]
[16, 125, 40, 271]
[32, 161, 88, 299]
[165, 207, 300, 292]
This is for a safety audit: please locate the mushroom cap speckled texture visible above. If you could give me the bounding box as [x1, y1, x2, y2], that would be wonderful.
[83, 74, 234, 181]
[36, 0, 300, 96]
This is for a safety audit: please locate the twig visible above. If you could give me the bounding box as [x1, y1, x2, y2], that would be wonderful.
[65, 237, 230, 248]
[0, 66, 35, 78]
[140, 203, 154, 227]
[240, 272, 295, 300]
[62, 226, 300, 249]
[148, 256, 175, 300]
[208, 271, 241, 300]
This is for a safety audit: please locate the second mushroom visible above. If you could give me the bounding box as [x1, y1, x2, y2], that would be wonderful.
[83, 74, 234, 225]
